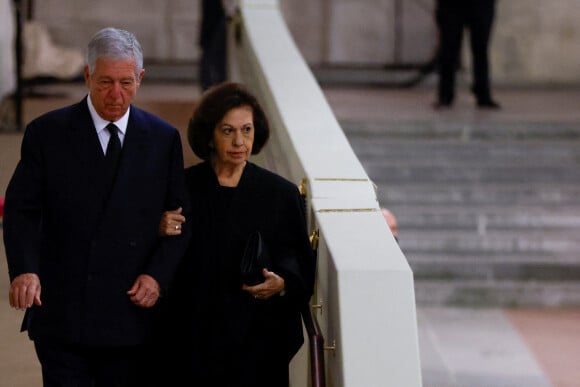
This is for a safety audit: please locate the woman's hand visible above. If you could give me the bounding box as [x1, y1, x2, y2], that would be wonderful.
[242, 269, 285, 300]
[158, 207, 186, 236]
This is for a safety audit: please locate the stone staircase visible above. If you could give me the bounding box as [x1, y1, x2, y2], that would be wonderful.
[342, 120, 580, 306]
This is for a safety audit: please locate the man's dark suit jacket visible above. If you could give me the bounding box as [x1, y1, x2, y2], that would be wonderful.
[3, 97, 190, 347]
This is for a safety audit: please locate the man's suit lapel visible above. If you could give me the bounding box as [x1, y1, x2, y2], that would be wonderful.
[68, 97, 104, 165]
[67, 98, 107, 197]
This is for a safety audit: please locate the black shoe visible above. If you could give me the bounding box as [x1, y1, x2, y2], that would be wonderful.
[477, 99, 501, 109]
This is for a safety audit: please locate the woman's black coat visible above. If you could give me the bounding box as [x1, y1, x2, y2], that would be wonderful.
[159, 161, 315, 385]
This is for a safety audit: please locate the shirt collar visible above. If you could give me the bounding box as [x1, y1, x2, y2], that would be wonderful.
[87, 94, 130, 136]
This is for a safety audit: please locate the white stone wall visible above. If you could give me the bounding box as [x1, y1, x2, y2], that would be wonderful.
[280, 0, 437, 65]
[27, 0, 580, 85]
[493, 0, 580, 84]
[32, 0, 201, 62]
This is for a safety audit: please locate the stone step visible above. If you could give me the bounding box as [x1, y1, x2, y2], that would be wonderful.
[398, 229, 580, 256]
[365, 163, 580, 184]
[414, 280, 580, 307]
[350, 140, 580, 166]
[389, 204, 578, 233]
[389, 211, 580, 235]
[342, 121, 580, 140]
[378, 184, 580, 206]
[407, 253, 580, 282]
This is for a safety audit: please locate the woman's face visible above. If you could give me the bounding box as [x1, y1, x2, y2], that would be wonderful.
[212, 105, 254, 167]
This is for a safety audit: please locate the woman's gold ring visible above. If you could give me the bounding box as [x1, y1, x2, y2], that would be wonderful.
[175, 225, 179, 230]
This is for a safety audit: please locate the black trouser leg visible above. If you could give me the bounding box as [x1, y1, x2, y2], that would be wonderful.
[436, 7, 465, 104]
[468, 1, 495, 102]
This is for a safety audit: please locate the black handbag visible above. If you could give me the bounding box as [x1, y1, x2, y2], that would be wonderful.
[240, 231, 271, 285]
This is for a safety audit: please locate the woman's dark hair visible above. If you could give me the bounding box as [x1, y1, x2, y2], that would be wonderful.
[188, 81, 271, 161]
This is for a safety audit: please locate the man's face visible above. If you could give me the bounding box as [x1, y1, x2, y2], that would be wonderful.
[84, 57, 144, 122]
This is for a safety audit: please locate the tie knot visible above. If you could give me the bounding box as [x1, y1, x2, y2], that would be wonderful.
[106, 123, 119, 137]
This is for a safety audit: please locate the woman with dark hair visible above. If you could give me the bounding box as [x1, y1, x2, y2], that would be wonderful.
[155, 81, 315, 387]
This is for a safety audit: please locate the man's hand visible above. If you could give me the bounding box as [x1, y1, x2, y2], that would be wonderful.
[9, 273, 42, 310]
[127, 274, 161, 308]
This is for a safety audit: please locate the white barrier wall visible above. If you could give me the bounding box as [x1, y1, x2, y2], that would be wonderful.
[229, 1, 422, 386]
